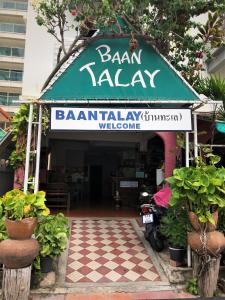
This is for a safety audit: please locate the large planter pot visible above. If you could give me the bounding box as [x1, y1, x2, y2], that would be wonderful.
[169, 246, 186, 263]
[188, 231, 225, 256]
[188, 211, 218, 232]
[0, 238, 39, 269]
[5, 217, 37, 240]
[40, 256, 53, 273]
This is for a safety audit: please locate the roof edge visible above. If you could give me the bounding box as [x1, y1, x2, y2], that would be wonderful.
[40, 34, 202, 102]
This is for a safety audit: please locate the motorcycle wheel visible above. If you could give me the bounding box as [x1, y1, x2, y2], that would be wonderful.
[148, 231, 164, 252]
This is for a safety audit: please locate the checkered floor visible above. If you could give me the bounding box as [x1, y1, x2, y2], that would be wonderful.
[66, 219, 161, 283]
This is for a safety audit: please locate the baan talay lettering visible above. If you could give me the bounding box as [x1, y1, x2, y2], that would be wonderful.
[79, 45, 160, 88]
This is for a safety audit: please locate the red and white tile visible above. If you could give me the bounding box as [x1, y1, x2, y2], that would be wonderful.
[66, 219, 162, 283]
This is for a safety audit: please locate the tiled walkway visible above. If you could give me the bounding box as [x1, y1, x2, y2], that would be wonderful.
[66, 219, 161, 283]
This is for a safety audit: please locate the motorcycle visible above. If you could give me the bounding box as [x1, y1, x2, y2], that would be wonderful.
[140, 186, 171, 252]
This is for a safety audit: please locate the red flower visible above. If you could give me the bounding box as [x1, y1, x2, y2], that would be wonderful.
[195, 51, 203, 59]
[71, 9, 77, 17]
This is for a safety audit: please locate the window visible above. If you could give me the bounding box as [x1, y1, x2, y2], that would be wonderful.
[0, 92, 7, 103]
[0, 47, 24, 57]
[0, 23, 13, 32]
[14, 24, 26, 34]
[0, 0, 13, 9]
[0, 69, 9, 80]
[15, 2, 27, 10]
[0, 92, 20, 105]
[0, 1, 27, 11]
[10, 70, 23, 81]
[0, 69, 23, 81]
[0, 22, 26, 34]
[0, 47, 11, 56]
[12, 47, 24, 57]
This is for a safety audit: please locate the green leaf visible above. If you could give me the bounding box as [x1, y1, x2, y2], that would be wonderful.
[211, 178, 222, 186]
[34, 213, 69, 258]
[198, 186, 207, 194]
[199, 215, 207, 223]
[192, 182, 201, 187]
[208, 184, 216, 194]
[198, 26, 206, 36]
[200, 174, 209, 187]
[216, 186, 225, 195]
[169, 196, 179, 206]
[206, 211, 215, 225]
[186, 191, 196, 201]
[210, 155, 221, 165]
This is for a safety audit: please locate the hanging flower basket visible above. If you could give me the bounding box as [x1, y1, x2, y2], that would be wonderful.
[215, 120, 225, 134]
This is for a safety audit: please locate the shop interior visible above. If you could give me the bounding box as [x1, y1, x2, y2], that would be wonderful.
[39, 132, 164, 211]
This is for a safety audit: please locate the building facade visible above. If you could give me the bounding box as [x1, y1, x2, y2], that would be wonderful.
[0, 3, 223, 211]
[207, 45, 225, 77]
[0, 0, 28, 113]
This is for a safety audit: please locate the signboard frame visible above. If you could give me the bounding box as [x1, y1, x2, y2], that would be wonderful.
[50, 107, 193, 132]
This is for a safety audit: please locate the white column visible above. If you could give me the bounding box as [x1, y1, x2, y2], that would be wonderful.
[34, 105, 42, 193]
[193, 113, 198, 158]
[24, 104, 33, 193]
[185, 131, 192, 267]
[185, 132, 190, 167]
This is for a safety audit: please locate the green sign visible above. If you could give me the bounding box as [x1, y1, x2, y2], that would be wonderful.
[41, 38, 199, 102]
[0, 128, 6, 142]
[215, 121, 225, 134]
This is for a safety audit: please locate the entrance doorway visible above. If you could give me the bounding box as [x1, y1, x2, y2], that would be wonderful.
[40, 131, 164, 213]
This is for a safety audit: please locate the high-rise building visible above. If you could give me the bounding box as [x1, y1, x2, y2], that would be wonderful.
[207, 46, 225, 77]
[0, 0, 27, 113]
[207, 16, 225, 77]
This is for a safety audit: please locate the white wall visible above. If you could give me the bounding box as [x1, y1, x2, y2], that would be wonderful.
[22, 2, 56, 98]
[22, 2, 78, 99]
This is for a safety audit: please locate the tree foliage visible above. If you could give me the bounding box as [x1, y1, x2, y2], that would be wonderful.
[195, 75, 225, 120]
[9, 104, 49, 171]
[32, 0, 225, 88]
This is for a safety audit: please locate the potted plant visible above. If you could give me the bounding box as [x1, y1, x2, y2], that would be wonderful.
[167, 149, 225, 232]
[166, 149, 225, 296]
[160, 206, 188, 266]
[0, 189, 50, 239]
[34, 213, 69, 273]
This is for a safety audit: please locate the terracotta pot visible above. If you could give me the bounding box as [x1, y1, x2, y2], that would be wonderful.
[188, 211, 218, 232]
[0, 238, 39, 269]
[5, 217, 37, 240]
[188, 231, 225, 256]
